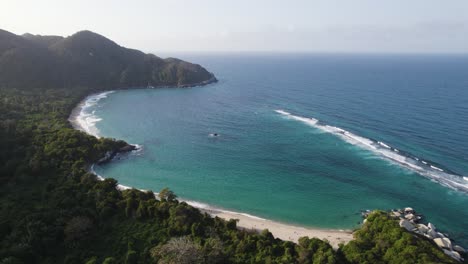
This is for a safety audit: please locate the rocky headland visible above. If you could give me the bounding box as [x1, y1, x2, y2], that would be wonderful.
[363, 207, 466, 262]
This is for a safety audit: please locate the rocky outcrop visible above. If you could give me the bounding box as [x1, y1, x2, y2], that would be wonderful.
[366, 208, 465, 262]
[399, 219, 416, 232]
[97, 144, 137, 165]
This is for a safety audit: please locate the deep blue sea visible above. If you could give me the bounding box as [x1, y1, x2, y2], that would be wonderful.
[79, 54, 468, 246]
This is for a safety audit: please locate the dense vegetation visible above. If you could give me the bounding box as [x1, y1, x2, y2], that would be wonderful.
[0, 29, 464, 263]
[0, 29, 216, 89]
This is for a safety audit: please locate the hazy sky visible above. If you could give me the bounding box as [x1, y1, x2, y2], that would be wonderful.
[2, 0, 468, 53]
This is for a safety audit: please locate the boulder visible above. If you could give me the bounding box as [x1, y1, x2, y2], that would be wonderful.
[442, 238, 452, 249]
[391, 211, 401, 218]
[436, 232, 445, 239]
[404, 207, 414, 213]
[399, 219, 416, 232]
[427, 228, 438, 239]
[405, 213, 415, 220]
[453, 245, 466, 253]
[434, 238, 445, 248]
[443, 249, 461, 262]
[428, 222, 436, 231]
[417, 224, 429, 234]
[434, 238, 452, 249]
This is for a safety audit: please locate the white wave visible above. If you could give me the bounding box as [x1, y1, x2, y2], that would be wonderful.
[185, 200, 211, 209]
[90, 164, 133, 191]
[72, 91, 115, 138]
[275, 109, 468, 193]
[464, 177, 468, 182]
[430, 165, 444, 172]
[378, 141, 391, 149]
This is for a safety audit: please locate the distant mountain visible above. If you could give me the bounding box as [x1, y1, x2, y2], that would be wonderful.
[0, 29, 216, 89]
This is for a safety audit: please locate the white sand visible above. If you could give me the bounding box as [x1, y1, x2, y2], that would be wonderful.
[201, 208, 354, 249]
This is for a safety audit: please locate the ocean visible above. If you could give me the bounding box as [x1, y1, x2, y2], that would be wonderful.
[77, 53, 468, 246]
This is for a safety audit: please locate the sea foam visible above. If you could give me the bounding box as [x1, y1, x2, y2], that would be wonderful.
[275, 109, 468, 193]
[73, 91, 115, 138]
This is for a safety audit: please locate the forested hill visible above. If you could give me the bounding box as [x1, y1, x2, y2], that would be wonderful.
[0, 29, 464, 263]
[0, 29, 216, 89]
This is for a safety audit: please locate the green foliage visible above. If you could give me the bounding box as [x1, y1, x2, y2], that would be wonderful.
[158, 187, 177, 202]
[0, 29, 215, 90]
[0, 60, 461, 263]
[341, 211, 459, 264]
[296, 237, 339, 264]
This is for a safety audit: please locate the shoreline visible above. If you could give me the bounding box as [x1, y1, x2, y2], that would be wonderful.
[69, 89, 354, 249]
[199, 207, 353, 248]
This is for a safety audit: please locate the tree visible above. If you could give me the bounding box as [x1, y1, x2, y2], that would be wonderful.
[150, 236, 203, 264]
[158, 187, 177, 202]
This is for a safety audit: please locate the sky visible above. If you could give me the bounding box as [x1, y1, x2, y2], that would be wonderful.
[1, 0, 468, 53]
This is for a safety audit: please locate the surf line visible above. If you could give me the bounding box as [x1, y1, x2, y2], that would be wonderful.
[275, 109, 468, 193]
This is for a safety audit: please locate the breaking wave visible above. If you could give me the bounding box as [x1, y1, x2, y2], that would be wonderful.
[276, 109, 468, 193]
[71, 91, 115, 138]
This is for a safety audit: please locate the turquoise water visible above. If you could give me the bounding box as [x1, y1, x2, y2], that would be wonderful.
[84, 54, 468, 246]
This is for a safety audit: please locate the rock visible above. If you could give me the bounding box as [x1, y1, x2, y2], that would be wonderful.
[363, 219, 367, 224]
[442, 238, 452, 249]
[428, 222, 436, 231]
[391, 211, 401, 218]
[443, 249, 461, 261]
[434, 238, 445, 248]
[427, 228, 438, 239]
[119, 144, 137, 152]
[404, 207, 415, 214]
[97, 151, 114, 164]
[399, 219, 416, 232]
[434, 238, 452, 249]
[436, 232, 445, 238]
[405, 213, 415, 220]
[453, 245, 466, 253]
[417, 224, 429, 234]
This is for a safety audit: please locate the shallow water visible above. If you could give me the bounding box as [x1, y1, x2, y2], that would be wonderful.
[82, 54, 468, 246]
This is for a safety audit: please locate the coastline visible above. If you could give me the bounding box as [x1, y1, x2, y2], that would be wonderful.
[199, 207, 353, 248]
[69, 89, 354, 249]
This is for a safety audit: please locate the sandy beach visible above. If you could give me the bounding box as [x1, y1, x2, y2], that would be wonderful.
[71, 92, 354, 249]
[201, 207, 354, 249]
